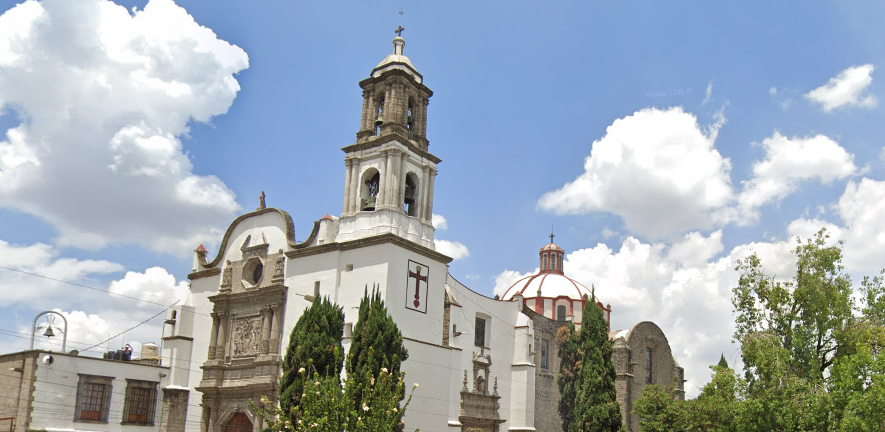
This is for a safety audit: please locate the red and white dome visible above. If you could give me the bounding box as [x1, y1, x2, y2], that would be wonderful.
[502, 238, 611, 327]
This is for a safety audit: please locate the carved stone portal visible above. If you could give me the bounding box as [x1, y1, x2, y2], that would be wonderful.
[232, 317, 262, 357]
[460, 350, 504, 432]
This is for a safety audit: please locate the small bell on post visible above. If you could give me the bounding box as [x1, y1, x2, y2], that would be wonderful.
[43, 326, 55, 338]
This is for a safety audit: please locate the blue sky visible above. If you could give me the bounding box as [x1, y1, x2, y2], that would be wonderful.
[1, 0, 884, 396]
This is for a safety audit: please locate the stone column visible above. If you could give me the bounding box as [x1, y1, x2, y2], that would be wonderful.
[384, 150, 396, 208]
[391, 151, 403, 210]
[269, 304, 283, 354]
[426, 168, 436, 219]
[159, 387, 189, 432]
[208, 313, 220, 360]
[417, 166, 429, 221]
[377, 150, 388, 208]
[260, 307, 272, 354]
[359, 92, 369, 131]
[216, 313, 228, 360]
[349, 158, 360, 212]
[420, 98, 429, 139]
[343, 158, 353, 215]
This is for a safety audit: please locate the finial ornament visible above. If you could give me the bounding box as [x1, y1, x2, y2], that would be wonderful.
[258, 191, 266, 210]
[395, 25, 405, 37]
[549, 232, 555, 244]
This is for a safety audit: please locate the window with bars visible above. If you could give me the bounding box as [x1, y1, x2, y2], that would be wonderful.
[646, 347, 653, 384]
[76, 375, 113, 422]
[474, 316, 487, 348]
[540, 338, 549, 370]
[123, 380, 158, 425]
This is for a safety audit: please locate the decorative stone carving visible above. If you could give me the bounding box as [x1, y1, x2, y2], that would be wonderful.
[268, 339, 279, 353]
[272, 255, 285, 283]
[207, 345, 217, 360]
[232, 317, 262, 357]
[459, 351, 504, 431]
[260, 340, 270, 355]
[221, 260, 232, 290]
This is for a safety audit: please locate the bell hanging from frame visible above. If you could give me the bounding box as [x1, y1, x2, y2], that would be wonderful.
[374, 112, 384, 127]
[43, 326, 55, 338]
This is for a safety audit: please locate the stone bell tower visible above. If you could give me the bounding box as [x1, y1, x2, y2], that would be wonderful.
[337, 28, 439, 249]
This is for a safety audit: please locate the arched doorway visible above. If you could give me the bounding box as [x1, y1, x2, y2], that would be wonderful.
[223, 412, 252, 432]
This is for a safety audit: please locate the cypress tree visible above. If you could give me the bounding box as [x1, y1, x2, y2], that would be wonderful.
[570, 294, 622, 432]
[717, 353, 729, 369]
[557, 321, 581, 432]
[279, 296, 345, 416]
[345, 285, 409, 411]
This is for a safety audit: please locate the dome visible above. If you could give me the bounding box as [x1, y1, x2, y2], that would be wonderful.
[371, 36, 423, 84]
[500, 237, 611, 326]
[501, 272, 594, 302]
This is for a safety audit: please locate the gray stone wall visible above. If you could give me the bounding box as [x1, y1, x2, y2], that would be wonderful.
[0, 351, 37, 432]
[526, 309, 568, 432]
[160, 388, 190, 432]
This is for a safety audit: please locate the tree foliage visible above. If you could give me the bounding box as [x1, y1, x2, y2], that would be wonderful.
[633, 228, 885, 431]
[560, 296, 622, 432]
[345, 286, 409, 415]
[557, 321, 580, 432]
[279, 296, 345, 415]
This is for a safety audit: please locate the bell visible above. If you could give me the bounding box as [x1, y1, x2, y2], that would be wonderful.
[43, 326, 55, 338]
[363, 195, 376, 211]
[374, 113, 384, 127]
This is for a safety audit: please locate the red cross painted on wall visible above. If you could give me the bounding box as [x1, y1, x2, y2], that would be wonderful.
[409, 266, 427, 307]
[406, 260, 429, 313]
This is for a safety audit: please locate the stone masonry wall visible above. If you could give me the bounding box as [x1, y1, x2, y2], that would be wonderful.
[0, 351, 37, 432]
[160, 388, 190, 432]
[527, 309, 569, 432]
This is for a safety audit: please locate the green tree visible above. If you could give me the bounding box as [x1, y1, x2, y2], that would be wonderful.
[569, 294, 622, 432]
[557, 321, 580, 432]
[345, 286, 409, 421]
[279, 296, 345, 416]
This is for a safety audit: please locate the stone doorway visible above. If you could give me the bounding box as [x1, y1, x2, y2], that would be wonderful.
[223, 413, 252, 432]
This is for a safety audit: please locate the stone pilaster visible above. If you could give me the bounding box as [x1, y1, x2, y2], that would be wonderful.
[343, 158, 353, 215]
[159, 387, 189, 432]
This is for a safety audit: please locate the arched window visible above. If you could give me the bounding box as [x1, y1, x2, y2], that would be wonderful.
[361, 170, 380, 211]
[403, 174, 418, 216]
[542, 253, 548, 271]
[407, 101, 414, 139]
[374, 99, 385, 135]
[556, 305, 567, 322]
[558, 254, 563, 272]
[552, 254, 557, 271]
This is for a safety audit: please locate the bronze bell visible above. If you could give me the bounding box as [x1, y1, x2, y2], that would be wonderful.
[374, 113, 384, 127]
[363, 195, 376, 211]
[43, 326, 55, 338]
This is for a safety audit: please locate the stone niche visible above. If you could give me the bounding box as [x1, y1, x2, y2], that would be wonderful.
[459, 349, 505, 432]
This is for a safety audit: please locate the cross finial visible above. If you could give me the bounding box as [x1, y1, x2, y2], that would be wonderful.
[395, 25, 405, 37]
[549, 232, 555, 244]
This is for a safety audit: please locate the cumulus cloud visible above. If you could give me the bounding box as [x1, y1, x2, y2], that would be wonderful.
[0, 0, 248, 254]
[736, 132, 858, 221]
[805, 64, 877, 112]
[435, 239, 470, 261]
[492, 269, 534, 298]
[109, 266, 188, 308]
[538, 107, 733, 238]
[837, 179, 885, 272]
[431, 214, 448, 230]
[0, 239, 122, 307]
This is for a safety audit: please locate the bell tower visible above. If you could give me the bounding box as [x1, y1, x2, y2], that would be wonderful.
[337, 28, 439, 249]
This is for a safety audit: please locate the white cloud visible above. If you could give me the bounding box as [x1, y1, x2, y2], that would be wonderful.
[0, 239, 123, 307]
[538, 107, 733, 238]
[769, 87, 778, 95]
[837, 179, 885, 272]
[431, 214, 448, 230]
[600, 228, 618, 239]
[666, 230, 724, 267]
[805, 64, 877, 112]
[736, 132, 857, 221]
[435, 239, 470, 261]
[0, 0, 248, 255]
[108, 266, 188, 308]
[492, 269, 534, 298]
[703, 81, 713, 104]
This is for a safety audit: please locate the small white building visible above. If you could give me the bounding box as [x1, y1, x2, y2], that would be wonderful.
[0, 347, 189, 432]
[169, 32, 685, 432]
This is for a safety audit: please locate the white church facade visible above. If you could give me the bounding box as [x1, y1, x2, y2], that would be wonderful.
[161, 31, 684, 432]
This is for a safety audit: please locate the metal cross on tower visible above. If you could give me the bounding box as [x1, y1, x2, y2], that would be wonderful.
[395, 25, 405, 37]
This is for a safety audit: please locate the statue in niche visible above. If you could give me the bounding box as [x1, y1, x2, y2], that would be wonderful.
[221, 260, 232, 288]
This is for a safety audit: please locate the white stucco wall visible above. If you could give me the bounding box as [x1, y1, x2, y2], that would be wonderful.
[30, 353, 169, 432]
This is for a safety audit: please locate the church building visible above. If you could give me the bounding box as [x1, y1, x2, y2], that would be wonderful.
[162, 30, 684, 432]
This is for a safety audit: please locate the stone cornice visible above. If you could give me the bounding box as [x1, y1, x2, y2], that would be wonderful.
[285, 232, 453, 264]
[359, 69, 433, 97]
[343, 133, 442, 164]
[187, 268, 221, 280]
